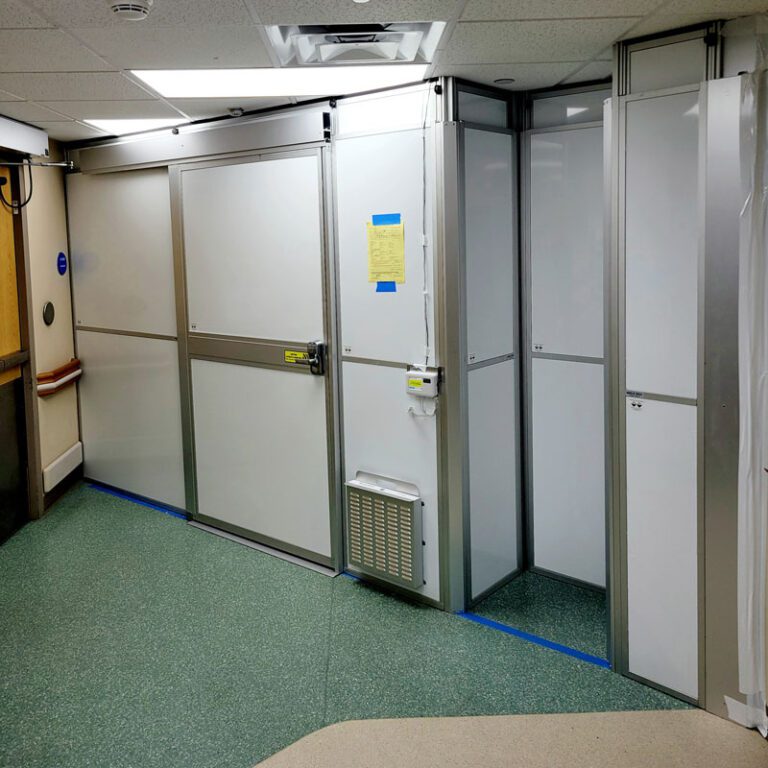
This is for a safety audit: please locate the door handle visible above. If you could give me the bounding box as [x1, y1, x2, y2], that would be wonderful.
[307, 341, 326, 376]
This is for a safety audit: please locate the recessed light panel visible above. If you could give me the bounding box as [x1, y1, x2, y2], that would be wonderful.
[132, 65, 428, 99]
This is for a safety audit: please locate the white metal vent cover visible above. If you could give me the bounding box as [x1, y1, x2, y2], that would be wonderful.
[265, 23, 446, 67]
[345, 476, 423, 590]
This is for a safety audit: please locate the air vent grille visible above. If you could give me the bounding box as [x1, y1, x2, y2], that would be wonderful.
[346, 481, 423, 589]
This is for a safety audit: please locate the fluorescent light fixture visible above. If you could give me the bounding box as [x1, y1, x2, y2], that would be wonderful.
[84, 117, 189, 135]
[132, 65, 428, 98]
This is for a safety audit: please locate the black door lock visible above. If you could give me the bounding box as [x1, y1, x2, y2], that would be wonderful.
[307, 341, 326, 376]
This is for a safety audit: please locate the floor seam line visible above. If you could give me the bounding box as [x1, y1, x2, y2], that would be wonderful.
[320, 578, 337, 727]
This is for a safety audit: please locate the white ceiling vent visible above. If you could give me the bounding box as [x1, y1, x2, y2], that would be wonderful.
[265, 22, 445, 67]
[108, 0, 153, 21]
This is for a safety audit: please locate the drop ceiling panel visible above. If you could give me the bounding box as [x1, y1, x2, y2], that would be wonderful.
[31, 0, 256, 27]
[0, 102, 71, 122]
[662, 0, 768, 12]
[462, 0, 657, 20]
[0, 90, 22, 102]
[0, 73, 155, 101]
[41, 100, 183, 120]
[561, 59, 613, 84]
[625, 14, 719, 37]
[436, 62, 585, 90]
[168, 97, 291, 120]
[251, 0, 461, 24]
[0, 1, 54, 28]
[28, 121, 110, 141]
[0, 30, 108, 72]
[71, 26, 273, 69]
[443, 19, 639, 64]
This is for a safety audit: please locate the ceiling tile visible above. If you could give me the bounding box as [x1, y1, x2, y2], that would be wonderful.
[560, 59, 613, 84]
[0, 72, 156, 101]
[435, 61, 583, 89]
[0, 102, 71, 122]
[442, 19, 639, 64]
[70, 25, 273, 68]
[661, 0, 768, 13]
[31, 0, 255, 27]
[462, 1, 659, 21]
[250, 0, 461, 24]
[624, 14, 717, 38]
[168, 97, 291, 120]
[0, 0, 54, 28]
[0, 90, 22, 102]
[0, 30, 108, 72]
[40, 100, 183, 120]
[27, 121, 110, 142]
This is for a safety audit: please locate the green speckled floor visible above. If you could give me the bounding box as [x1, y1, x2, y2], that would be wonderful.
[0, 485, 687, 768]
[473, 571, 609, 659]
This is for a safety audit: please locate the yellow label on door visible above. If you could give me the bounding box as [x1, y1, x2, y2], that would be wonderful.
[284, 350, 309, 364]
[408, 378, 423, 388]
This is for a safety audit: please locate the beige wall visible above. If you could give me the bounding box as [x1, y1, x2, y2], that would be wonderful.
[24, 149, 80, 476]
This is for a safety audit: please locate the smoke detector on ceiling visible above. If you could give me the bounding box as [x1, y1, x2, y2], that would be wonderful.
[108, 0, 153, 21]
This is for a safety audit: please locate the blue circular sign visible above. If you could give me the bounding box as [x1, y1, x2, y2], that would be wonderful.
[57, 252, 67, 276]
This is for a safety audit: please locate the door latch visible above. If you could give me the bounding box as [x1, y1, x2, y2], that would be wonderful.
[307, 341, 326, 376]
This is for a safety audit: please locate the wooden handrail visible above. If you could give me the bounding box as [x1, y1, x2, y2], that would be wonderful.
[37, 358, 80, 383]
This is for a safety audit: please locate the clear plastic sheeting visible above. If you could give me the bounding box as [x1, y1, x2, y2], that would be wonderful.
[734, 16, 768, 737]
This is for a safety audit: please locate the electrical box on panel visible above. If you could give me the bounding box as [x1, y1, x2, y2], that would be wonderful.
[405, 367, 439, 398]
[345, 476, 423, 590]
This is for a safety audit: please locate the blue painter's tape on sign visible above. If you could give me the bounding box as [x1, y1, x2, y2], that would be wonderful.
[57, 252, 67, 275]
[376, 281, 396, 293]
[372, 213, 401, 226]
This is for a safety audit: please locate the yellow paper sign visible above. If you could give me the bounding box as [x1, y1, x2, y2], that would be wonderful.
[284, 350, 309, 364]
[367, 222, 405, 283]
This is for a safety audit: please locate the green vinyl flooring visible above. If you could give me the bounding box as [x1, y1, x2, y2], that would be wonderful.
[0, 484, 687, 768]
[472, 570, 609, 660]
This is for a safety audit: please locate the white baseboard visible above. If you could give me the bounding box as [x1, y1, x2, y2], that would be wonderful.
[43, 441, 83, 493]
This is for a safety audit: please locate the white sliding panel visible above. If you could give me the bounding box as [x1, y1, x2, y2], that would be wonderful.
[530, 126, 604, 358]
[532, 358, 605, 587]
[625, 90, 700, 399]
[342, 361, 439, 600]
[192, 359, 331, 558]
[626, 397, 698, 698]
[68, 169, 175, 337]
[76, 330, 185, 508]
[464, 128, 516, 364]
[183, 155, 324, 341]
[336, 129, 435, 365]
[468, 359, 519, 598]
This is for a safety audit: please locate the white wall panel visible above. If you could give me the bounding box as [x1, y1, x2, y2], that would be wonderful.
[531, 358, 605, 587]
[625, 90, 700, 398]
[183, 155, 324, 342]
[336, 84, 433, 137]
[336, 130, 435, 365]
[464, 128, 516, 364]
[67, 169, 176, 337]
[629, 39, 706, 94]
[191, 359, 331, 558]
[342, 361, 439, 601]
[626, 397, 698, 699]
[76, 330, 185, 508]
[468, 359, 519, 598]
[530, 126, 604, 358]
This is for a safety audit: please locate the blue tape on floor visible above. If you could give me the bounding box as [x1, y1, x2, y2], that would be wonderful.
[372, 213, 401, 226]
[88, 483, 187, 520]
[340, 571, 361, 581]
[457, 611, 611, 669]
[376, 281, 396, 292]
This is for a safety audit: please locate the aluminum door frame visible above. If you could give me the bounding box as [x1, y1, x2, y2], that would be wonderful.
[169, 144, 343, 570]
[611, 82, 706, 705]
